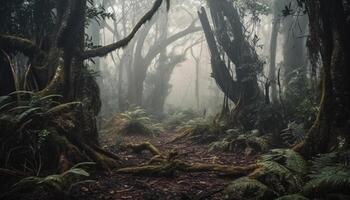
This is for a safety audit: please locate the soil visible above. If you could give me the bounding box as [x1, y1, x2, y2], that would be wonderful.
[71, 132, 257, 200]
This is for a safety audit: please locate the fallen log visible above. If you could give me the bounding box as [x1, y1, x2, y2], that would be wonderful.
[116, 159, 257, 177]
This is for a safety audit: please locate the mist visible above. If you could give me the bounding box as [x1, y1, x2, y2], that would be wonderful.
[2, 0, 349, 199]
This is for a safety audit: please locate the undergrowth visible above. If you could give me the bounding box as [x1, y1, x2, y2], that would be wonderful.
[104, 106, 164, 136]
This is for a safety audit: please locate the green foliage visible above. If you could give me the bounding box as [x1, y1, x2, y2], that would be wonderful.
[0, 92, 81, 174]
[176, 117, 225, 143]
[210, 129, 270, 155]
[295, 97, 319, 128]
[163, 109, 199, 130]
[259, 149, 307, 175]
[252, 160, 304, 195]
[223, 177, 277, 200]
[0, 0, 55, 38]
[105, 106, 164, 136]
[283, 66, 319, 128]
[3, 162, 95, 199]
[302, 151, 350, 197]
[281, 122, 306, 147]
[86, 2, 115, 25]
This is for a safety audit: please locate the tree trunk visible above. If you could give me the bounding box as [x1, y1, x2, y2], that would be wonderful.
[295, 0, 350, 158]
[198, 0, 263, 130]
[269, 0, 281, 103]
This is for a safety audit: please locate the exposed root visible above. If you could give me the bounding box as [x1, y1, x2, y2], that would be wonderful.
[167, 130, 192, 144]
[126, 142, 162, 156]
[116, 160, 257, 177]
[92, 144, 120, 160]
[118, 141, 257, 177]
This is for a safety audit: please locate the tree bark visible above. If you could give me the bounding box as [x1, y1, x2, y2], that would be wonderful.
[295, 0, 350, 158]
[269, 0, 282, 103]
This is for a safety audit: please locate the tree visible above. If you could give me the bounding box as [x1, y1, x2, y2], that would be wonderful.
[0, 0, 169, 171]
[268, 0, 283, 103]
[294, 0, 350, 158]
[198, 0, 265, 130]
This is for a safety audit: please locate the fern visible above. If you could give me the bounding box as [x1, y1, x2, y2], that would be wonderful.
[104, 106, 164, 136]
[163, 109, 198, 130]
[0, 93, 82, 175]
[303, 151, 350, 197]
[176, 117, 224, 144]
[259, 149, 307, 175]
[281, 121, 306, 147]
[252, 160, 304, 195]
[223, 177, 277, 200]
[3, 162, 95, 199]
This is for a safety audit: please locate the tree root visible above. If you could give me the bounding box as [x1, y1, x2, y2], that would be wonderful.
[47, 130, 120, 173]
[166, 129, 192, 144]
[116, 160, 257, 177]
[118, 141, 257, 177]
[126, 142, 161, 156]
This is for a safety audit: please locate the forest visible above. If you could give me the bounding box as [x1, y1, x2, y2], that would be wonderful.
[0, 0, 349, 199]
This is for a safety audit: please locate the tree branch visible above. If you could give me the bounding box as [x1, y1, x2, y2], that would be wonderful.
[0, 35, 46, 60]
[81, 0, 166, 59]
[144, 23, 202, 64]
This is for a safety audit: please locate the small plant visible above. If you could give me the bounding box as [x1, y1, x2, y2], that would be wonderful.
[2, 162, 95, 200]
[0, 92, 82, 175]
[104, 106, 164, 136]
[174, 117, 225, 144]
[163, 109, 199, 130]
[281, 122, 306, 147]
[210, 130, 270, 156]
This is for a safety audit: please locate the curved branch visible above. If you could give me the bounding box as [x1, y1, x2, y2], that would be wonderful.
[0, 35, 46, 60]
[144, 24, 202, 64]
[81, 0, 166, 59]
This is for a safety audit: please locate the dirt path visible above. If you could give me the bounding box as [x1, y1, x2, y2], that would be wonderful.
[72, 133, 256, 200]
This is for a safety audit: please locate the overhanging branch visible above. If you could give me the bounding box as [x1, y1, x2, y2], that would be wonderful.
[81, 0, 166, 59]
[0, 35, 46, 60]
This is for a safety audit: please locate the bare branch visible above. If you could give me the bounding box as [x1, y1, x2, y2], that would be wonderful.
[81, 0, 166, 59]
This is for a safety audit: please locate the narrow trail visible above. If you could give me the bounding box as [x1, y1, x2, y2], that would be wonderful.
[72, 132, 257, 200]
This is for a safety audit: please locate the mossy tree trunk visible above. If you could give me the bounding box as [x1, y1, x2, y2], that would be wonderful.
[198, 0, 264, 130]
[295, 0, 350, 158]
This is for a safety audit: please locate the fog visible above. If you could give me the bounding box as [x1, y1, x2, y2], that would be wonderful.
[86, 0, 306, 119]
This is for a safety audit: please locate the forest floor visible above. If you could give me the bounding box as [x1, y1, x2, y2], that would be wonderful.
[71, 132, 257, 200]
